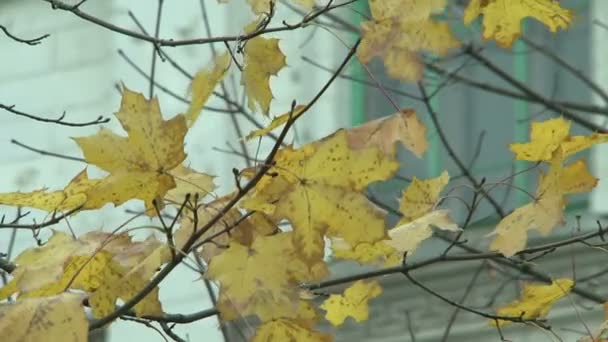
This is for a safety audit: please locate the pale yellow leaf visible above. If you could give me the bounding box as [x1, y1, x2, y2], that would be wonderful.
[320, 280, 382, 326]
[387, 209, 460, 254]
[185, 52, 231, 127]
[492, 278, 574, 327]
[345, 109, 428, 157]
[0, 293, 87, 342]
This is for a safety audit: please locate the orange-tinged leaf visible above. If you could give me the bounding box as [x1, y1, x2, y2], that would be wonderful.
[184, 52, 230, 127]
[399, 171, 449, 221]
[0, 169, 100, 212]
[387, 209, 460, 254]
[464, 0, 573, 48]
[242, 30, 286, 115]
[73, 87, 187, 212]
[252, 318, 333, 342]
[0, 293, 88, 342]
[244, 105, 306, 140]
[492, 278, 574, 327]
[166, 164, 215, 205]
[559, 159, 597, 194]
[320, 280, 382, 326]
[345, 109, 428, 157]
[242, 130, 399, 263]
[176, 197, 276, 262]
[358, 18, 459, 81]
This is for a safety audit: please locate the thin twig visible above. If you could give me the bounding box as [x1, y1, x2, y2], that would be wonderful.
[0, 24, 49, 45]
[0, 104, 109, 126]
[11, 139, 85, 162]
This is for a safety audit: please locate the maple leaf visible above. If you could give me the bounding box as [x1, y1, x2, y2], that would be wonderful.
[183, 52, 231, 127]
[242, 130, 399, 263]
[207, 232, 327, 322]
[560, 159, 598, 194]
[0, 231, 169, 318]
[332, 209, 459, 265]
[345, 109, 428, 157]
[0, 169, 100, 212]
[399, 171, 450, 221]
[464, 0, 573, 48]
[252, 318, 333, 342]
[509, 117, 571, 161]
[242, 21, 287, 115]
[331, 238, 401, 267]
[489, 152, 566, 256]
[387, 209, 460, 254]
[73, 87, 187, 212]
[358, 0, 459, 81]
[165, 164, 216, 205]
[320, 280, 382, 326]
[492, 278, 573, 327]
[491, 118, 605, 256]
[0, 293, 88, 342]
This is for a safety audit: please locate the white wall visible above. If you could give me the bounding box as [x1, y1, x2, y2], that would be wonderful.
[590, 0, 608, 214]
[0, 0, 350, 341]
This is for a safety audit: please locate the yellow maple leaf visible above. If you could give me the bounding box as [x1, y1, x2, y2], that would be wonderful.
[0, 293, 88, 342]
[252, 318, 333, 342]
[320, 280, 382, 326]
[73, 87, 187, 212]
[332, 209, 459, 265]
[489, 152, 566, 256]
[0, 169, 100, 212]
[369, 0, 447, 21]
[387, 209, 460, 254]
[242, 25, 286, 115]
[184, 52, 230, 127]
[561, 132, 608, 157]
[244, 105, 306, 140]
[509, 117, 571, 161]
[399, 171, 450, 221]
[165, 164, 215, 205]
[242, 130, 399, 263]
[492, 118, 605, 256]
[89, 244, 170, 317]
[344, 109, 428, 157]
[464, 0, 573, 48]
[207, 232, 326, 321]
[359, 0, 459, 82]
[492, 278, 574, 327]
[0, 231, 168, 318]
[331, 238, 401, 267]
[560, 159, 598, 194]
